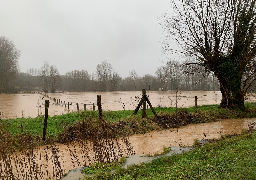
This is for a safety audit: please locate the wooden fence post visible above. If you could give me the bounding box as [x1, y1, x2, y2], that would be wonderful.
[134, 89, 157, 117]
[195, 96, 198, 112]
[97, 95, 103, 120]
[43, 100, 49, 141]
[93, 103, 95, 111]
[20, 123, 23, 133]
[84, 104, 86, 110]
[77, 103, 79, 111]
[145, 96, 157, 117]
[142, 89, 147, 118]
[68, 102, 69, 110]
[176, 88, 178, 120]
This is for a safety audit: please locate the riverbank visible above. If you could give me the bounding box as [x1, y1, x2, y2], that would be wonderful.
[1, 103, 256, 179]
[80, 130, 256, 179]
[2, 102, 256, 151]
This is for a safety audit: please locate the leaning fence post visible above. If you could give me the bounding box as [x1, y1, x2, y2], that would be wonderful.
[145, 96, 157, 117]
[133, 90, 157, 117]
[142, 89, 147, 118]
[43, 100, 49, 141]
[195, 96, 198, 112]
[97, 95, 103, 120]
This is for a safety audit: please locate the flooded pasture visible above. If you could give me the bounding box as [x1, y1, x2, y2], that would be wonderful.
[1, 118, 256, 179]
[1, 91, 256, 119]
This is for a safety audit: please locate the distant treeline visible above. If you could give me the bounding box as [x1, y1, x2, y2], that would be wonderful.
[15, 60, 224, 93]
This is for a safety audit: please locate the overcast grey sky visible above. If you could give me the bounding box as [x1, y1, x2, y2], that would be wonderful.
[0, 0, 176, 77]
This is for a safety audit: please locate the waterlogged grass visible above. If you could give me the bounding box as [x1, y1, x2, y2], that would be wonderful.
[81, 132, 256, 179]
[82, 157, 127, 175]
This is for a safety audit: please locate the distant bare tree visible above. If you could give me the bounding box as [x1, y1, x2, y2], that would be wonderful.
[95, 60, 115, 91]
[155, 66, 166, 90]
[109, 71, 122, 91]
[40, 62, 61, 93]
[65, 70, 91, 91]
[0, 37, 20, 93]
[129, 70, 139, 90]
[40, 62, 50, 92]
[142, 74, 157, 90]
[49, 65, 61, 93]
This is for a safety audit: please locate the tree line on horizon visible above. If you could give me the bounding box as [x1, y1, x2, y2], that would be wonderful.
[16, 60, 221, 93]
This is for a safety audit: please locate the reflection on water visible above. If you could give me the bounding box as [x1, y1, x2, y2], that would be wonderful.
[2, 118, 256, 179]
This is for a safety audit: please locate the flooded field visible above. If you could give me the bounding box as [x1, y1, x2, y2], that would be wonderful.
[1, 91, 256, 119]
[1, 118, 256, 179]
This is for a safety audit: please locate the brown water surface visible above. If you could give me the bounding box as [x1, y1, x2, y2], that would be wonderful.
[2, 118, 256, 179]
[1, 91, 255, 119]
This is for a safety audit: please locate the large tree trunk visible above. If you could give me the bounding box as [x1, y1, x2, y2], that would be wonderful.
[219, 84, 229, 108]
[218, 78, 245, 110]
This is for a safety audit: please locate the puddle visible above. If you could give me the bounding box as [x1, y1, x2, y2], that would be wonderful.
[1, 118, 256, 179]
[61, 167, 86, 180]
[62, 146, 194, 179]
[122, 146, 193, 169]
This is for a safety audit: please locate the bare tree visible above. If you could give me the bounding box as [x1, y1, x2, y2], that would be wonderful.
[64, 70, 91, 91]
[96, 60, 119, 91]
[49, 65, 61, 93]
[155, 66, 166, 90]
[40, 62, 60, 93]
[0, 37, 20, 93]
[129, 70, 139, 91]
[109, 71, 122, 91]
[162, 0, 256, 109]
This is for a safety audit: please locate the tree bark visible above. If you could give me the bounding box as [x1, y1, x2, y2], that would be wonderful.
[219, 83, 228, 108]
[218, 78, 245, 110]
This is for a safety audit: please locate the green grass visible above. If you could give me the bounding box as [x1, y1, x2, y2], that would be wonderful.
[2, 113, 80, 136]
[81, 132, 256, 180]
[2, 102, 256, 138]
[81, 157, 127, 175]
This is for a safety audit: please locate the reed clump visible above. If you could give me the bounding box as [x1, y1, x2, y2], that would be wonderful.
[0, 117, 135, 179]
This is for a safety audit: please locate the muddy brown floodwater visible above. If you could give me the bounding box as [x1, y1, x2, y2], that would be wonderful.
[1, 91, 256, 119]
[1, 118, 256, 179]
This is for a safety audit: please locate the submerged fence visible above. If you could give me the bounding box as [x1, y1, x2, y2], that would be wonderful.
[41, 89, 200, 140]
[0, 90, 228, 120]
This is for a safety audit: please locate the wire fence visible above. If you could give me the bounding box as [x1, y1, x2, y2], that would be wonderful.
[1, 90, 256, 119]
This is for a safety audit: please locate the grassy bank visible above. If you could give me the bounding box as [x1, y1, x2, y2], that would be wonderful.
[81, 131, 256, 179]
[3, 102, 256, 135]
